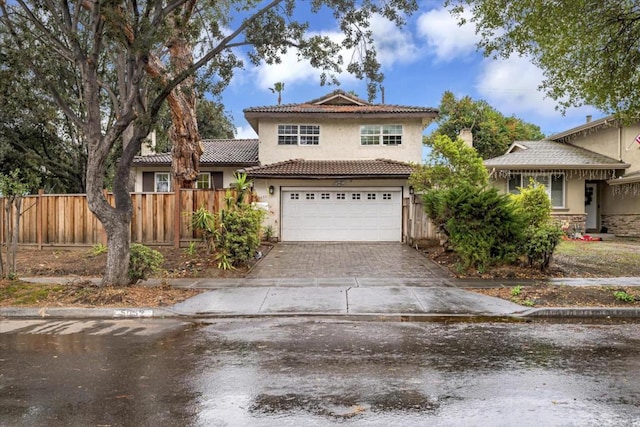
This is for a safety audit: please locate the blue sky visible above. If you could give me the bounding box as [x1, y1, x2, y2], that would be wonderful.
[218, 2, 600, 143]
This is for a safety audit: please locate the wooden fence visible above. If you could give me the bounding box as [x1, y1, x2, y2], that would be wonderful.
[0, 188, 229, 248]
[403, 195, 441, 243]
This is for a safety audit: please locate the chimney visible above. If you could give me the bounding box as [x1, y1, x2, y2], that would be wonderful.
[459, 128, 473, 148]
[141, 130, 156, 156]
[586, 115, 592, 123]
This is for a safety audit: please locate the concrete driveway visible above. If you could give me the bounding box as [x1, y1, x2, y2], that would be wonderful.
[248, 242, 450, 281]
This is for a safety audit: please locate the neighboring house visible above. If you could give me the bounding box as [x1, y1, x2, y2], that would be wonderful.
[132, 138, 259, 192]
[240, 90, 438, 242]
[484, 116, 640, 237]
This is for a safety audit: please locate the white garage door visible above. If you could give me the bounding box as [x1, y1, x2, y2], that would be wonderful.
[281, 187, 402, 241]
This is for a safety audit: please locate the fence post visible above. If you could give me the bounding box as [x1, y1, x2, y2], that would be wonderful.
[173, 186, 181, 249]
[37, 189, 44, 249]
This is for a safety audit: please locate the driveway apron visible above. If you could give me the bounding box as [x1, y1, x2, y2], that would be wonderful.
[248, 242, 450, 280]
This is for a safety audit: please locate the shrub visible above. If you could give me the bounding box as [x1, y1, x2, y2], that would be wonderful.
[216, 203, 265, 268]
[431, 184, 523, 271]
[512, 181, 562, 270]
[523, 223, 563, 270]
[128, 244, 164, 283]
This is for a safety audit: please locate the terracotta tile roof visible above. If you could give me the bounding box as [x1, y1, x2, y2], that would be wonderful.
[243, 90, 438, 132]
[133, 139, 259, 166]
[242, 159, 414, 178]
[484, 140, 629, 170]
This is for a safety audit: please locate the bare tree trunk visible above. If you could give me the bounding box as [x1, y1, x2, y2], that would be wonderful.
[144, 3, 202, 190]
[168, 35, 202, 189]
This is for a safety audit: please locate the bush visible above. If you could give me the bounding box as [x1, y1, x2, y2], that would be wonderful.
[428, 184, 523, 271]
[511, 181, 552, 227]
[128, 244, 164, 283]
[216, 203, 265, 268]
[523, 223, 563, 270]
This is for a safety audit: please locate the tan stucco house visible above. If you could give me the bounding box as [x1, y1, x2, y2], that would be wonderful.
[484, 116, 640, 237]
[240, 90, 438, 241]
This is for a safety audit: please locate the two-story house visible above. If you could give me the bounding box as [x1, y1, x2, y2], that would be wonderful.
[240, 90, 438, 242]
[484, 116, 640, 237]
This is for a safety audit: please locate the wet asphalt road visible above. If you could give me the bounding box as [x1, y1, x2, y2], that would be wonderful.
[1, 318, 640, 426]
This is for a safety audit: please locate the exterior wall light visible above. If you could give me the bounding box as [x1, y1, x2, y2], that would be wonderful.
[268, 185, 275, 195]
[409, 186, 414, 195]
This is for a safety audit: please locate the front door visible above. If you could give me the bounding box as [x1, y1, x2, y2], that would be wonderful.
[585, 183, 598, 231]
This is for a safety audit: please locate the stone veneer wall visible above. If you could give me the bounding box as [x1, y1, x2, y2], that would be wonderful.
[601, 214, 640, 238]
[551, 213, 587, 234]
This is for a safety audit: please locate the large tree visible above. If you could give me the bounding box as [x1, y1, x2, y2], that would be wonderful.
[0, 33, 87, 193]
[153, 97, 236, 153]
[0, 0, 417, 286]
[427, 91, 545, 159]
[447, 0, 640, 117]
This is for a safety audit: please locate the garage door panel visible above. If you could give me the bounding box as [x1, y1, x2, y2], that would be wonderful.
[282, 188, 402, 242]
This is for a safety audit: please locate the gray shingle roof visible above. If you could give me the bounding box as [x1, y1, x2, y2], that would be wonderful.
[242, 159, 414, 178]
[484, 140, 629, 170]
[133, 139, 259, 166]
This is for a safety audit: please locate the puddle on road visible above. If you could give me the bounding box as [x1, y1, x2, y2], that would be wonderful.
[249, 390, 438, 419]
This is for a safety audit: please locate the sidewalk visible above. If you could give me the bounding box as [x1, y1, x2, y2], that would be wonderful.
[3, 276, 640, 320]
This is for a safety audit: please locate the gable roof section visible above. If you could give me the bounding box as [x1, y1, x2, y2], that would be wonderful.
[484, 140, 629, 170]
[241, 159, 414, 179]
[548, 115, 620, 143]
[133, 139, 259, 166]
[243, 89, 438, 132]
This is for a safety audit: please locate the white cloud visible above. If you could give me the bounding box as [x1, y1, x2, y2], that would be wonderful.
[370, 14, 420, 67]
[475, 55, 599, 132]
[252, 14, 419, 93]
[416, 8, 479, 61]
[252, 31, 357, 91]
[235, 125, 258, 139]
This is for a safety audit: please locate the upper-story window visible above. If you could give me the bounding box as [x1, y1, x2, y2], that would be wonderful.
[360, 125, 403, 146]
[278, 124, 320, 145]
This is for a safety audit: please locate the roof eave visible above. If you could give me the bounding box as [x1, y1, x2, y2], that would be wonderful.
[485, 163, 630, 170]
[243, 173, 411, 179]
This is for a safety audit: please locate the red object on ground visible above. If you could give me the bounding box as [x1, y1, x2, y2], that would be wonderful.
[580, 235, 602, 241]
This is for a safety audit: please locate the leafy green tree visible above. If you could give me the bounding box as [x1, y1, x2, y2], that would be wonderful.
[411, 134, 488, 192]
[426, 91, 545, 159]
[0, 169, 39, 278]
[447, 0, 640, 117]
[0, 35, 87, 193]
[1, 0, 418, 286]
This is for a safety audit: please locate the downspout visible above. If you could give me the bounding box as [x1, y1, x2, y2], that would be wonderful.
[618, 125, 622, 161]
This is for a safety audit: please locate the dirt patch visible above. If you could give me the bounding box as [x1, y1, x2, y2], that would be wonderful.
[0, 279, 202, 308]
[470, 285, 640, 308]
[12, 244, 271, 279]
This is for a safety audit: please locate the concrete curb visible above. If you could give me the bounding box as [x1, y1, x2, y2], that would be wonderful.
[0, 307, 181, 319]
[2, 306, 640, 320]
[518, 307, 640, 318]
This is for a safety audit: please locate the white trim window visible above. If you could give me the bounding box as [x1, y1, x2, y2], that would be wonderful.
[508, 173, 565, 208]
[155, 172, 171, 192]
[278, 124, 320, 145]
[196, 172, 211, 189]
[360, 124, 403, 146]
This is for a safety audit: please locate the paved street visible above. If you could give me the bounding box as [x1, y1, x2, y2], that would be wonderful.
[2, 318, 640, 426]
